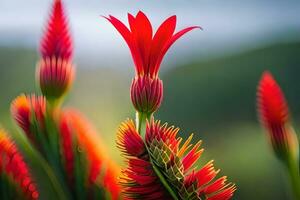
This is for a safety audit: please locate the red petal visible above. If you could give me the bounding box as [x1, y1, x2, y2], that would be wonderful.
[153, 26, 200, 76]
[149, 16, 176, 77]
[129, 11, 153, 75]
[104, 15, 144, 75]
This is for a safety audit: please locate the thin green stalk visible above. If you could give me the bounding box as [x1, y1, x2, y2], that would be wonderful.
[150, 158, 179, 200]
[44, 103, 71, 199]
[136, 112, 147, 136]
[136, 112, 153, 136]
[286, 156, 300, 200]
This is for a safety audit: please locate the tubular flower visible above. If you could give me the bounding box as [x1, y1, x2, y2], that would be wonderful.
[105, 11, 199, 78]
[257, 71, 299, 160]
[59, 109, 121, 200]
[117, 119, 236, 200]
[11, 94, 46, 142]
[0, 129, 39, 200]
[40, 0, 73, 60]
[105, 11, 199, 114]
[37, 57, 75, 100]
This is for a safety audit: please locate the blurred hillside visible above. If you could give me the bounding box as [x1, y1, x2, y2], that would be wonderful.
[160, 41, 300, 133]
[1, 41, 300, 199]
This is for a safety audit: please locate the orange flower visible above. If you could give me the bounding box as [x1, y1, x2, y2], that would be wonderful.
[11, 94, 46, 143]
[59, 109, 121, 199]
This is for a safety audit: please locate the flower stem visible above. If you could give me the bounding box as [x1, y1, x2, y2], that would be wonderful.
[286, 156, 300, 199]
[136, 112, 147, 137]
[150, 159, 179, 200]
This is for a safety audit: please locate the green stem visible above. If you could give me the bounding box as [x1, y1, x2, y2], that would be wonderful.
[136, 112, 153, 136]
[12, 130, 69, 199]
[136, 112, 147, 136]
[150, 159, 179, 200]
[286, 156, 300, 200]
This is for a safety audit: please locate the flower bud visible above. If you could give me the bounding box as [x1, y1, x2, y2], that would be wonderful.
[37, 57, 75, 100]
[130, 76, 163, 114]
[257, 71, 299, 161]
[11, 94, 46, 142]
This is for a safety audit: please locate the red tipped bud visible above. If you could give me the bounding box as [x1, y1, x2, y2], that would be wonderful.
[11, 94, 46, 142]
[117, 119, 146, 158]
[257, 71, 299, 160]
[37, 57, 75, 100]
[40, 0, 72, 60]
[130, 76, 163, 114]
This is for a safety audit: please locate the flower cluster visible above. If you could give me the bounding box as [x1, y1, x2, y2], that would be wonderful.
[107, 11, 236, 199]
[9, 0, 120, 199]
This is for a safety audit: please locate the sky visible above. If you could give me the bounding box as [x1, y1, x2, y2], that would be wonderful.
[0, 0, 300, 68]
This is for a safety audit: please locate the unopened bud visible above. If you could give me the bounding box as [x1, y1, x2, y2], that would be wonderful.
[130, 76, 163, 114]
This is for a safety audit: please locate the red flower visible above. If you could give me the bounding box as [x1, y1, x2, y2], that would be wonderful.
[11, 94, 46, 142]
[38, 0, 75, 100]
[37, 57, 75, 99]
[40, 0, 73, 60]
[117, 119, 236, 199]
[104, 11, 200, 78]
[0, 129, 39, 200]
[257, 71, 298, 160]
[105, 11, 198, 114]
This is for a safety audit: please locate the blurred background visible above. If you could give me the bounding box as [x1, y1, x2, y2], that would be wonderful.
[1, 0, 300, 199]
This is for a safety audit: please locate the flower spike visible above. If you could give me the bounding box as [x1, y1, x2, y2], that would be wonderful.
[257, 71, 299, 160]
[38, 0, 74, 101]
[117, 119, 236, 199]
[0, 129, 39, 199]
[40, 0, 73, 60]
[104, 11, 200, 78]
